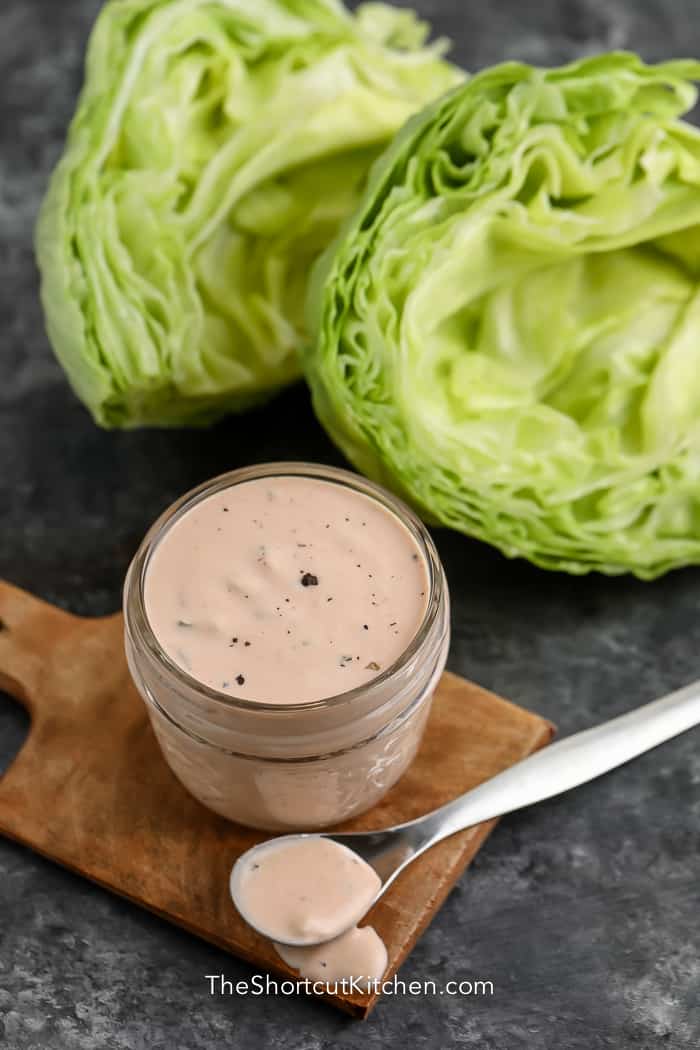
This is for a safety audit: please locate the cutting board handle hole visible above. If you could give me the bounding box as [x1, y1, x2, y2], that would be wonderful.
[0, 689, 30, 780]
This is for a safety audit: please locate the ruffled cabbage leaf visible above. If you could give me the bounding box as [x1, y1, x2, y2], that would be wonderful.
[306, 54, 700, 578]
[36, 0, 462, 426]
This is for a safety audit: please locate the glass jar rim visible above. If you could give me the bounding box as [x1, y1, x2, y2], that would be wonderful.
[124, 461, 445, 715]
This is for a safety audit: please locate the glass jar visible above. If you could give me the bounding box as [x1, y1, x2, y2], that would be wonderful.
[123, 462, 450, 831]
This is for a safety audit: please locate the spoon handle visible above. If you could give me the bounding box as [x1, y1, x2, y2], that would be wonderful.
[419, 679, 700, 847]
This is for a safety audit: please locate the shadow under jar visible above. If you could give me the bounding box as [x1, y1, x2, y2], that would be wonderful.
[123, 462, 450, 831]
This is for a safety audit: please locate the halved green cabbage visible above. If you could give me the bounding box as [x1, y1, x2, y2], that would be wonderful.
[36, 0, 461, 427]
[305, 54, 700, 578]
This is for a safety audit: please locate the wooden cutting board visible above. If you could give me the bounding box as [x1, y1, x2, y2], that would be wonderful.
[0, 579, 553, 1018]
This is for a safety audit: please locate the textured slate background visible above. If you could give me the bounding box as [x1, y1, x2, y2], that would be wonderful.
[1, 1, 699, 1047]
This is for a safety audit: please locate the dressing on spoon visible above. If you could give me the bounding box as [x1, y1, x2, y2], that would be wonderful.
[275, 927, 387, 989]
[231, 835, 387, 987]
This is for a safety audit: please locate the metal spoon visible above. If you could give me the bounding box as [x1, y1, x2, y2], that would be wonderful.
[231, 678, 700, 946]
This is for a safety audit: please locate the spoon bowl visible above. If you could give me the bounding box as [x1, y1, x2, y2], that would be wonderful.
[229, 833, 382, 947]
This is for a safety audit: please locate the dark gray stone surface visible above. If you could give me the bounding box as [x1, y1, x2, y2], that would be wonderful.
[1, 1, 699, 1047]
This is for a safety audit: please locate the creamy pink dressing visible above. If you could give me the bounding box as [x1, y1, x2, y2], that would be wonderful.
[144, 476, 429, 704]
[275, 926, 388, 990]
[232, 836, 387, 988]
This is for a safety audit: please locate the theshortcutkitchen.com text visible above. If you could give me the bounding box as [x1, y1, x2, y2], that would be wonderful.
[205, 973, 495, 998]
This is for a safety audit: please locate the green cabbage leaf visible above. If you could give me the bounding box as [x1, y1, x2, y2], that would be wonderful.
[36, 0, 461, 427]
[306, 54, 700, 578]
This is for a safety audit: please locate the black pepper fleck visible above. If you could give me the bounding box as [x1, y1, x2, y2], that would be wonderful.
[363, 624, 368, 630]
[300, 572, 319, 587]
[236, 674, 245, 686]
[244, 641, 251, 647]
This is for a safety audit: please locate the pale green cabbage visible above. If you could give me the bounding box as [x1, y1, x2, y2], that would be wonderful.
[306, 54, 700, 578]
[36, 0, 461, 427]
